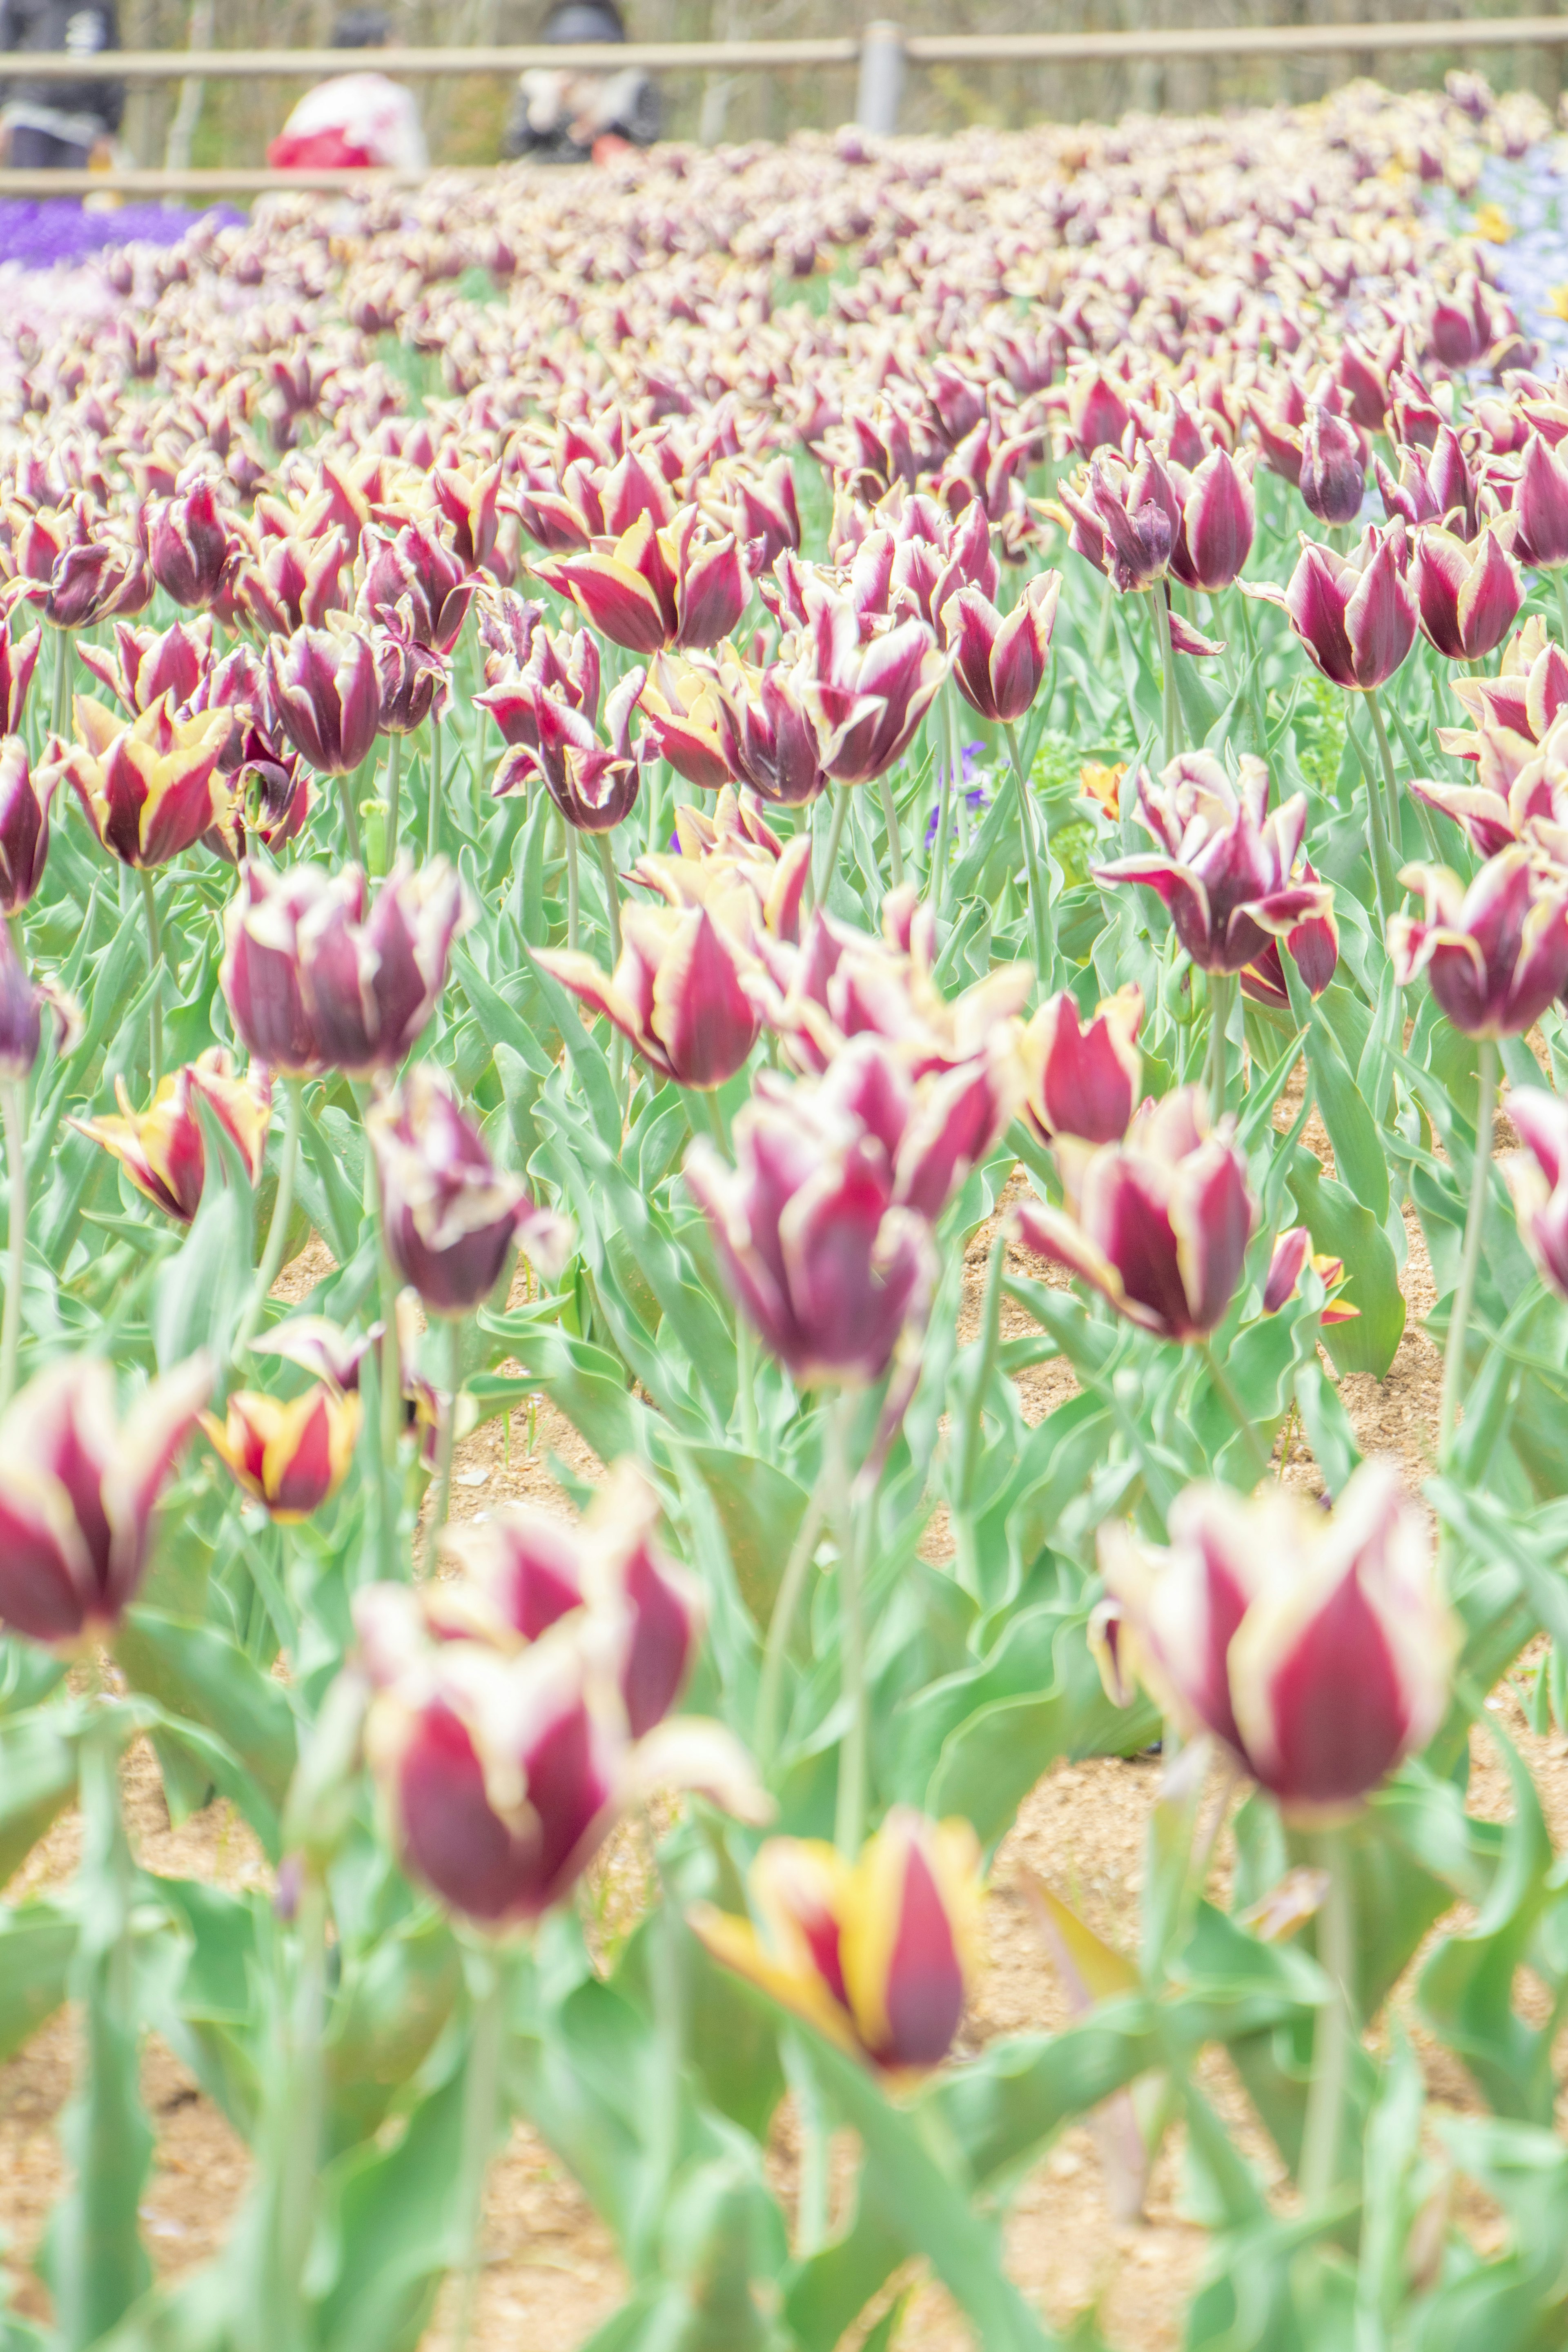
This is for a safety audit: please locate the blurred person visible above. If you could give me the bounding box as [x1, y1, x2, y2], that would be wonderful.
[0, 0, 124, 171]
[506, 0, 660, 166]
[266, 5, 428, 173]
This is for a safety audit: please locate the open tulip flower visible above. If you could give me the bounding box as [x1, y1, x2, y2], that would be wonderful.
[146, 481, 237, 610]
[706, 643, 831, 805]
[788, 579, 947, 785]
[0, 1354, 210, 1646]
[0, 736, 55, 913]
[1263, 1225, 1358, 1324]
[1440, 618, 1568, 757]
[1020, 984, 1143, 1146]
[634, 656, 733, 791]
[1505, 1085, 1568, 1300]
[534, 506, 750, 655]
[45, 533, 149, 631]
[221, 855, 467, 1077]
[492, 665, 644, 833]
[689, 1809, 983, 2076]
[1099, 1461, 1455, 1820]
[264, 622, 381, 776]
[75, 617, 215, 718]
[540, 895, 762, 1090]
[1388, 846, 1568, 1037]
[633, 789, 812, 948]
[1375, 423, 1486, 537]
[1013, 1085, 1256, 1344]
[201, 1383, 361, 1521]
[1238, 858, 1341, 1007]
[1094, 752, 1334, 976]
[368, 1064, 572, 1315]
[234, 529, 351, 639]
[1410, 521, 1523, 663]
[360, 521, 480, 655]
[71, 1048, 271, 1224]
[49, 691, 234, 869]
[1247, 521, 1417, 692]
[940, 570, 1060, 725]
[475, 616, 598, 748]
[1057, 450, 1180, 592]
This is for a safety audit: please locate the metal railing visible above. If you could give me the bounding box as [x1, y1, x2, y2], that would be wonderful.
[0, 16, 1561, 194]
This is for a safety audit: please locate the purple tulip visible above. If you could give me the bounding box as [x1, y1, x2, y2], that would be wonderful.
[265, 624, 381, 776]
[1247, 522, 1417, 693]
[1388, 847, 1568, 1038]
[1298, 401, 1366, 527]
[0, 737, 54, 913]
[0, 624, 40, 734]
[940, 571, 1060, 726]
[1058, 450, 1180, 592]
[1020, 984, 1143, 1147]
[787, 579, 947, 786]
[1094, 752, 1334, 976]
[360, 522, 480, 655]
[1505, 1085, 1568, 1300]
[707, 648, 829, 806]
[1509, 434, 1568, 571]
[491, 664, 644, 833]
[539, 898, 762, 1091]
[147, 481, 236, 610]
[1410, 523, 1523, 664]
[76, 617, 215, 718]
[369, 1065, 571, 1317]
[1167, 448, 1256, 595]
[535, 507, 749, 656]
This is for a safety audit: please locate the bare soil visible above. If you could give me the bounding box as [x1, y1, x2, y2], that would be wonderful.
[0, 1079, 1559, 2350]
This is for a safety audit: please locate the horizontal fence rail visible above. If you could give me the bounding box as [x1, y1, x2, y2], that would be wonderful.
[0, 18, 1561, 196]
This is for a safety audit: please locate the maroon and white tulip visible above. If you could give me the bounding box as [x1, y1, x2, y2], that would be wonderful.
[1505, 1085, 1568, 1300]
[1020, 984, 1143, 1147]
[1248, 523, 1417, 693]
[369, 1065, 571, 1316]
[1388, 847, 1568, 1038]
[940, 571, 1060, 726]
[1410, 523, 1523, 664]
[265, 623, 381, 776]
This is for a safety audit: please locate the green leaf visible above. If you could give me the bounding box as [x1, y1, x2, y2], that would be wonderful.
[149, 1099, 256, 1371]
[0, 1900, 74, 2060]
[1285, 1151, 1404, 1380]
[325, 1913, 464, 2154]
[0, 1709, 78, 1884]
[672, 1444, 810, 1631]
[1303, 1020, 1388, 1223]
[116, 1609, 298, 1815]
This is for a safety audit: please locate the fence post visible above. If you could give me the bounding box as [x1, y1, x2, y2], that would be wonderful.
[856, 20, 905, 134]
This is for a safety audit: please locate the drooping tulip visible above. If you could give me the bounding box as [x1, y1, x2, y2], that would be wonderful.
[1098, 1461, 1454, 1819]
[0, 1354, 210, 1646]
[1011, 1086, 1256, 1345]
[690, 1810, 984, 2074]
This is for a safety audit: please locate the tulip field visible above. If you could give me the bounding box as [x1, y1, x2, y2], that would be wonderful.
[10, 62, 1568, 2352]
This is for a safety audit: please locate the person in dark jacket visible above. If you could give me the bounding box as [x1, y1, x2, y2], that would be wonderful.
[0, 0, 123, 170]
[505, 0, 660, 165]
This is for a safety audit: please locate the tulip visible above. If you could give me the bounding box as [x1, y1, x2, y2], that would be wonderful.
[251, 1312, 381, 1395]
[1388, 848, 1568, 1038]
[685, 1065, 938, 1386]
[1238, 860, 1340, 1008]
[75, 617, 214, 718]
[215, 725, 313, 862]
[1094, 753, 1334, 976]
[360, 522, 479, 654]
[45, 535, 149, 630]
[428, 458, 502, 573]
[147, 481, 235, 609]
[1409, 523, 1523, 665]
[539, 896, 761, 1090]
[1058, 451, 1180, 592]
[1263, 1227, 1358, 1324]
[49, 693, 234, 869]
[689, 1810, 983, 2074]
[200, 1383, 361, 1521]
[1020, 984, 1142, 1147]
[475, 620, 598, 749]
[0, 1354, 210, 1646]
[1504, 1085, 1568, 1300]
[0, 623, 40, 732]
[477, 591, 546, 685]
[1167, 448, 1255, 595]
[0, 927, 77, 1082]
[1297, 402, 1366, 527]
[635, 657, 733, 791]
[1247, 523, 1417, 693]
[1374, 425, 1482, 539]
[1098, 1461, 1454, 1818]
[437, 1461, 703, 1738]
[234, 530, 350, 638]
[1011, 1086, 1256, 1345]
[940, 571, 1060, 725]
[1442, 618, 1568, 753]
[1065, 367, 1132, 458]
[1509, 433, 1568, 571]
[265, 624, 381, 776]
[707, 646, 829, 806]
[534, 507, 749, 656]
[70, 1048, 271, 1225]
[815, 1029, 1020, 1224]
[221, 856, 467, 1078]
[368, 1065, 572, 1316]
[633, 790, 812, 949]
[374, 613, 450, 736]
[789, 583, 947, 786]
[492, 666, 644, 834]
[0, 737, 54, 913]
[355, 1585, 766, 1926]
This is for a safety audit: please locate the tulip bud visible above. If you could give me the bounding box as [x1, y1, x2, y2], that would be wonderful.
[374, 612, 450, 736]
[1020, 985, 1142, 1147]
[71, 1048, 270, 1225]
[1169, 449, 1255, 595]
[690, 1810, 983, 2074]
[49, 692, 234, 870]
[1505, 1085, 1568, 1300]
[201, 1383, 361, 1521]
[1247, 523, 1417, 693]
[1298, 403, 1366, 527]
[0, 624, 40, 733]
[368, 1065, 572, 1316]
[1510, 434, 1568, 571]
[1388, 847, 1568, 1038]
[147, 481, 235, 610]
[265, 623, 381, 776]
[0, 737, 54, 913]
[1410, 523, 1523, 664]
[940, 572, 1060, 726]
[538, 898, 762, 1091]
[1099, 1461, 1455, 1819]
[75, 617, 215, 719]
[1011, 1085, 1256, 1345]
[1094, 753, 1334, 976]
[45, 535, 149, 630]
[0, 1354, 210, 1646]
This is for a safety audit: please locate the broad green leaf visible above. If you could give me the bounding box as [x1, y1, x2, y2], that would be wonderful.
[1286, 1152, 1404, 1379]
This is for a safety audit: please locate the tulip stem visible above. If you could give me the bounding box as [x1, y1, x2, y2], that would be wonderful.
[735, 1313, 760, 1455]
[138, 870, 163, 1091]
[451, 1946, 505, 2352]
[565, 826, 580, 952]
[1365, 688, 1404, 878]
[1149, 583, 1181, 763]
[432, 1316, 463, 1544]
[1350, 702, 1398, 932]
[378, 1243, 403, 1575]
[265, 1872, 327, 2352]
[1234, 588, 1270, 757]
[49, 621, 69, 741]
[1440, 1035, 1497, 1468]
[234, 1076, 302, 1365]
[929, 685, 961, 913]
[1201, 1338, 1272, 1486]
[1554, 570, 1568, 655]
[1206, 968, 1235, 1123]
[382, 733, 402, 875]
[592, 831, 623, 965]
[0, 1077, 24, 1415]
[1298, 1833, 1356, 2209]
[757, 1489, 826, 1768]
[336, 769, 362, 868]
[878, 770, 905, 890]
[427, 718, 443, 862]
[829, 1394, 869, 1858]
[817, 784, 852, 906]
[955, 1226, 1005, 1533]
[1003, 721, 1053, 993]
